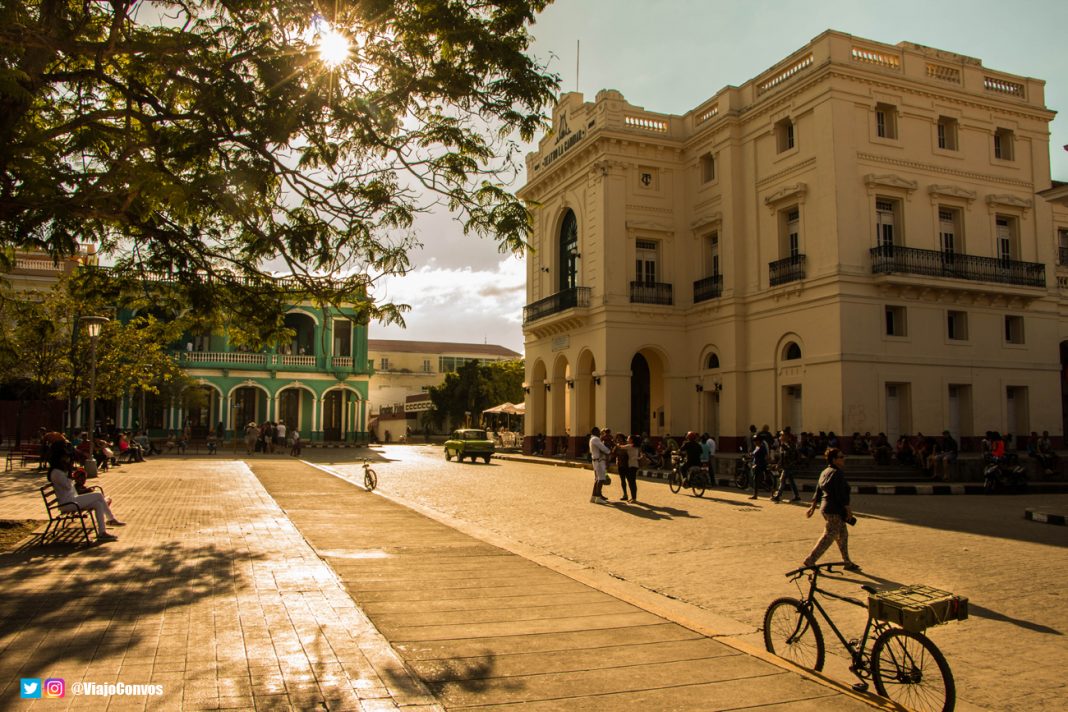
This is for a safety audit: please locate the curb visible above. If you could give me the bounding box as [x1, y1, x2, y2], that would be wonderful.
[492, 454, 1068, 495]
[1025, 508, 1067, 526]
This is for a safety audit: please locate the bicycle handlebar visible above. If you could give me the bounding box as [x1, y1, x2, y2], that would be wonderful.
[784, 561, 852, 579]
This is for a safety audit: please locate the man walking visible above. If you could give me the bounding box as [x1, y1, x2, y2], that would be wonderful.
[589, 427, 611, 504]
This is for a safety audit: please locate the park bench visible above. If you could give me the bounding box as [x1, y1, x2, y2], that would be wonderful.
[38, 483, 102, 544]
[5, 444, 43, 472]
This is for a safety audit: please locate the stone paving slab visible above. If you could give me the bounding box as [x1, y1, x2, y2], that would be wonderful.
[0, 460, 439, 711]
[249, 460, 881, 711]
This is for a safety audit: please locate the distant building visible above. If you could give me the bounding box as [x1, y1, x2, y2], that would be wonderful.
[366, 339, 521, 438]
[1, 252, 372, 442]
[519, 30, 1068, 455]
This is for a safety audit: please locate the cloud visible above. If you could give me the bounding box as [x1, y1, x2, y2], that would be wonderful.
[370, 257, 527, 353]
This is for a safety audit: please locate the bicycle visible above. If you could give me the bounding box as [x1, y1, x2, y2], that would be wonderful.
[763, 562, 961, 712]
[362, 460, 378, 491]
[668, 453, 710, 497]
[733, 455, 776, 493]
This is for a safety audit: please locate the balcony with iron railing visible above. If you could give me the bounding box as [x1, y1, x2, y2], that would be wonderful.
[630, 281, 673, 305]
[870, 245, 1045, 288]
[693, 274, 723, 304]
[523, 286, 591, 324]
[769, 254, 806, 286]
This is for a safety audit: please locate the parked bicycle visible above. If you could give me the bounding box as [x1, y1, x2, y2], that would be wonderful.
[362, 460, 378, 491]
[668, 453, 710, 497]
[733, 452, 776, 493]
[763, 561, 965, 712]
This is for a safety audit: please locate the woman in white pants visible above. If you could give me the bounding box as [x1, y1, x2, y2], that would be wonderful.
[47, 436, 125, 542]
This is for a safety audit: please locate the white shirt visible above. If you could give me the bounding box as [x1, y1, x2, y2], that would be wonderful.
[589, 435, 611, 460]
[276, 423, 287, 439]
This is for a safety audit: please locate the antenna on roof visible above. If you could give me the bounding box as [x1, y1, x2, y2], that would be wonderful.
[576, 40, 580, 93]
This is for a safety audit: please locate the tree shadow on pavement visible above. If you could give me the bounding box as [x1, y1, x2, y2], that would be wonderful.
[0, 540, 265, 680]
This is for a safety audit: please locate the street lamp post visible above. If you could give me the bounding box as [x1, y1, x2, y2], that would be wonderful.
[82, 316, 110, 447]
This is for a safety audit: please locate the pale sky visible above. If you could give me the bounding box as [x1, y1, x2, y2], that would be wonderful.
[370, 0, 1068, 354]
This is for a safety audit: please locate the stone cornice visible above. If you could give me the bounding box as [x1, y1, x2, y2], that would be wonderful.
[689, 213, 723, 233]
[625, 220, 674, 233]
[858, 152, 1033, 190]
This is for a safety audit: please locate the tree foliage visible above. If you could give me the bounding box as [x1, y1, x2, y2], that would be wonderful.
[0, 0, 558, 339]
[428, 358, 523, 429]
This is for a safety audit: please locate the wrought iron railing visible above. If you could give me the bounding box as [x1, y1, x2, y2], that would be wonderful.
[630, 281, 673, 305]
[870, 245, 1045, 288]
[769, 254, 806, 286]
[693, 274, 723, 303]
[522, 286, 591, 324]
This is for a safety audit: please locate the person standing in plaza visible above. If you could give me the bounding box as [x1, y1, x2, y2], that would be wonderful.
[611, 433, 631, 501]
[749, 432, 770, 499]
[622, 435, 641, 502]
[589, 426, 611, 504]
[802, 448, 860, 571]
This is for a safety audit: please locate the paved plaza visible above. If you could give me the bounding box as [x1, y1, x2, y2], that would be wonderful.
[1, 447, 1064, 710]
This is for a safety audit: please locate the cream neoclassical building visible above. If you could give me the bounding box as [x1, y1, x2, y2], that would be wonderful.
[519, 30, 1068, 455]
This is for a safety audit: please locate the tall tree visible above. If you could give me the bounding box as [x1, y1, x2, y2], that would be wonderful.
[1, 0, 558, 339]
[428, 358, 522, 429]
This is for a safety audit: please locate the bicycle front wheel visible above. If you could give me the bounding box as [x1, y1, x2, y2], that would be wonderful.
[364, 468, 378, 491]
[669, 469, 683, 493]
[871, 628, 955, 712]
[763, 597, 825, 671]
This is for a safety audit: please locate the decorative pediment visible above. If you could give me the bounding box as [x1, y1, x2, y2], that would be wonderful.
[986, 194, 1032, 212]
[763, 183, 807, 211]
[928, 184, 977, 204]
[626, 220, 674, 233]
[690, 212, 723, 233]
[864, 174, 918, 194]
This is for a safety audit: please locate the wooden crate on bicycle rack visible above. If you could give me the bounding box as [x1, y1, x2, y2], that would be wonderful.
[868, 584, 969, 633]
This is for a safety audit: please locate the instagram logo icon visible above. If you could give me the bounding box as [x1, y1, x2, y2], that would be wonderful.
[43, 678, 65, 698]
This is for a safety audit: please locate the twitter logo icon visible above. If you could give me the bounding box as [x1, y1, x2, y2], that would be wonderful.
[21, 678, 41, 698]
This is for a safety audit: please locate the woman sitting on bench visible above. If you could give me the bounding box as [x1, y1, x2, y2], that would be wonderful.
[47, 434, 126, 542]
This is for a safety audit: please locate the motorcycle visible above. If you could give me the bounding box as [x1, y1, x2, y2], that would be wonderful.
[983, 455, 1027, 493]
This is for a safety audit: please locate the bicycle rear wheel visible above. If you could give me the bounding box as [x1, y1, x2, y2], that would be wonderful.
[691, 470, 707, 498]
[871, 628, 955, 712]
[668, 469, 683, 493]
[733, 468, 749, 490]
[763, 597, 825, 671]
[364, 468, 378, 491]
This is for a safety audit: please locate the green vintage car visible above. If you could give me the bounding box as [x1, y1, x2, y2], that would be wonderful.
[444, 429, 495, 463]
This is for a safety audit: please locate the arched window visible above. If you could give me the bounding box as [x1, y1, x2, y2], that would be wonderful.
[706, 353, 720, 369]
[559, 210, 579, 291]
[783, 342, 802, 360]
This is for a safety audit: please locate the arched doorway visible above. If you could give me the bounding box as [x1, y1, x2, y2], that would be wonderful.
[323, 391, 343, 441]
[232, 386, 260, 431]
[278, 389, 302, 435]
[631, 353, 650, 436]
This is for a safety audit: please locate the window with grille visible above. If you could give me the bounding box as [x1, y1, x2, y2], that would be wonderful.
[636, 240, 658, 284]
[939, 207, 961, 254]
[876, 198, 898, 247]
[996, 216, 1017, 263]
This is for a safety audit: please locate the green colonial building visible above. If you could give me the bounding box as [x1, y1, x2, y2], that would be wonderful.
[140, 304, 371, 443]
